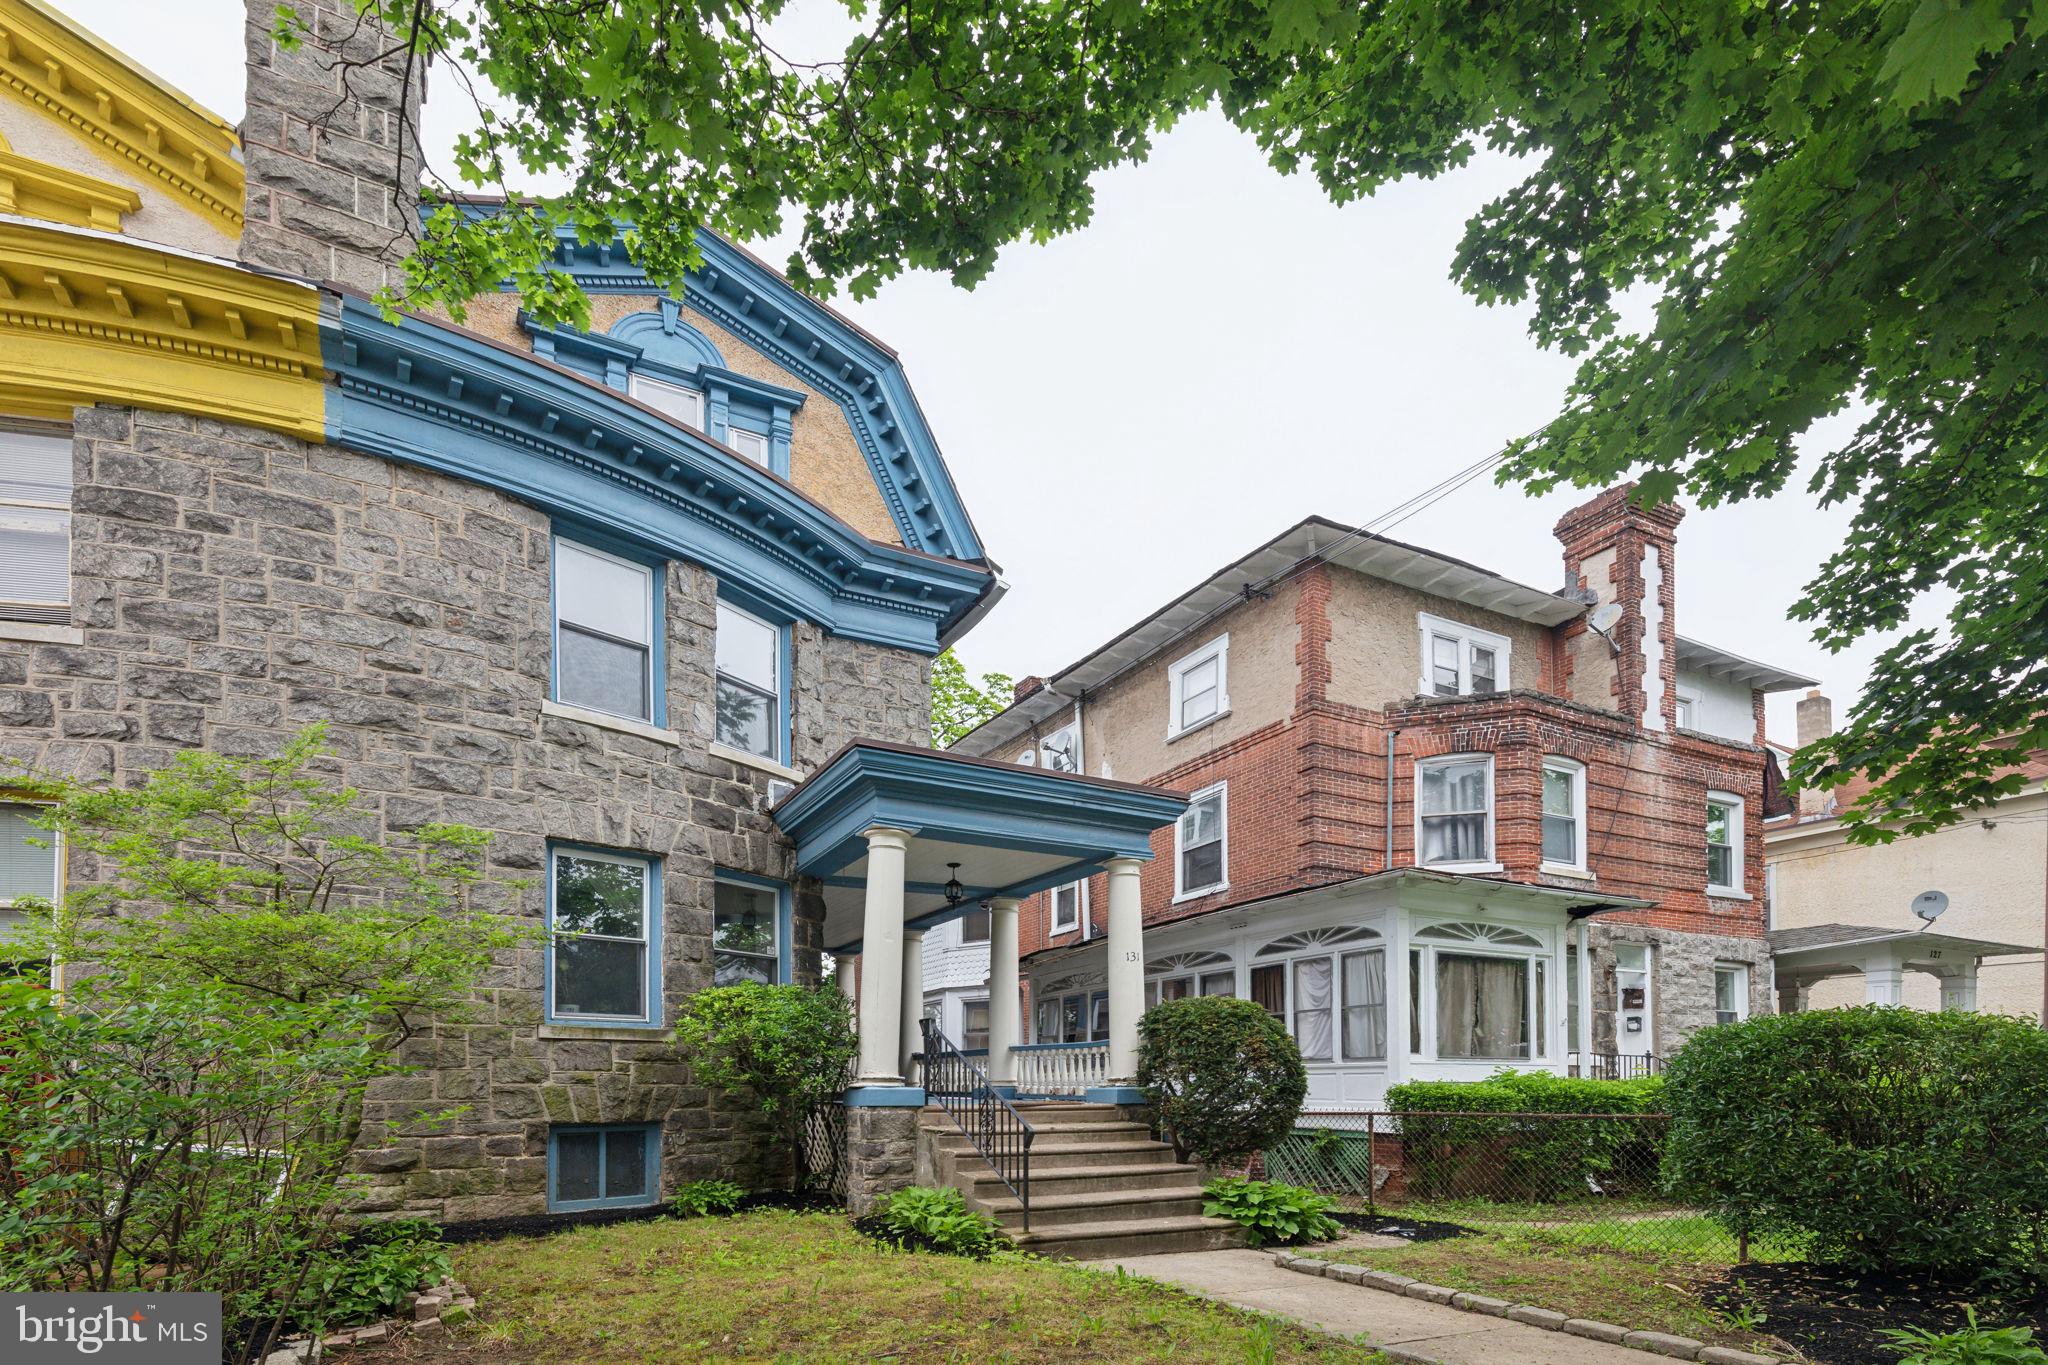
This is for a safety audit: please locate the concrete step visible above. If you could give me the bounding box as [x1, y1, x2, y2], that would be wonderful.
[981, 1187, 1210, 1230]
[1009, 1103, 1132, 1124]
[1011, 1213, 1246, 1261]
[962, 1162, 1204, 1198]
[1013, 1140, 1180, 1170]
[920, 1119, 1152, 1141]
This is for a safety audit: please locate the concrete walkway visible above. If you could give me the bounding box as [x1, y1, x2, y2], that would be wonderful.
[1082, 1249, 1681, 1364]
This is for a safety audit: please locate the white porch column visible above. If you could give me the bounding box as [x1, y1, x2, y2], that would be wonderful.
[898, 928, 926, 1082]
[1940, 961, 1980, 1012]
[1104, 857, 1145, 1088]
[835, 953, 857, 1002]
[1863, 950, 1905, 1006]
[854, 826, 913, 1088]
[1575, 917, 1594, 1059]
[987, 898, 1022, 1090]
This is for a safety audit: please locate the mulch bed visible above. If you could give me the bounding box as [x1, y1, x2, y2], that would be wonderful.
[1329, 1210, 1474, 1244]
[1698, 1262, 2048, 1365]
[436, 1189, 836, 1245]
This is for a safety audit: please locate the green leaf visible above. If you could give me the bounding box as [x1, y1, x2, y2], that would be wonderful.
[1876, 0, 2017, 110]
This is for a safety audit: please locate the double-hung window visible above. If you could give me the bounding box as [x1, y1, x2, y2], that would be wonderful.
[1541, 758, 1587, 870]
[1167, 634, 1229, 738]
[554, 538, 657, 723]
[1714, 963, 1750, 1026]
[1417, 613, 1510, 697]
[0, 802, 57, 943]
[1049, 881, 1083, 935]
[962, 1000, 990, 1052]
[548, 1124, 660, 1211]
[549, 847, 658, 1025]
[1417, 755, 1494, 868]
[725, 424, 770, 466]
[631, 373, 705, 429]
[1175, 783, 1227, 899]
[958, 904, 991, 943]
[713, 877, 783, 986]
[715, 600, 783, 760]
[1, 424, 74, 626]
[1706, 792, 1744, 894]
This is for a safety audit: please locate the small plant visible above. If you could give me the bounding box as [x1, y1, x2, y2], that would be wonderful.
[307, 1220, 452, 1328]
[1881, 1309, 2048, 1365]
[1202, 1177, 1342, 1248]
[867, 1186, 1009, 1260]
[673, 1178, 746, 1218]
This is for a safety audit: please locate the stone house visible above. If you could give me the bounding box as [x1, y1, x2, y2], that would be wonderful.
[948, 496, 1817, 1109]
[1764, 692, 2045, 1019]
[0, 0, 1145, 1223]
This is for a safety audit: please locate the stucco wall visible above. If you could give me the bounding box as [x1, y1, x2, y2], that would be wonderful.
[445, 293, 903, 547]
[1770, 790, 2047, 1018]
[0, 104, 230, 255]
[1677, 668, 1754, 745]
[1325, 569, 1555, 711]
[0, 404, 929, 1221]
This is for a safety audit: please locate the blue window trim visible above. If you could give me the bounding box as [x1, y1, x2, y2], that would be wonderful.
[549, 527, 668, 729]
[715, 582, 793, 767]
[546, 1123, 662, 1212]
[714, 869, 794, 984]
[544, 841, 665, 1029]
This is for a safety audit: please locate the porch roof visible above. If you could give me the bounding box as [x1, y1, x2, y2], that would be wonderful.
[1770, 922, 2038, 969]
[1018, 867, 1655, 969]
[770, 740, 1187, 953]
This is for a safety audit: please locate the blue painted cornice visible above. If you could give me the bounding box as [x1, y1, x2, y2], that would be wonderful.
[321, 293, 990, 654]
[771, 740, 1186, 882]
[436, 203, 986, 562]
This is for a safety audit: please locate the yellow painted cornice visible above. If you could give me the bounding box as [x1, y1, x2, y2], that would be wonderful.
[0, 219, 323, 438]
[0, 0, 242, 238]
[0, 129, 138, 231]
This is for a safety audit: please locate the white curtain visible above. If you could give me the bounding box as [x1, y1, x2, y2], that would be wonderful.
[1435, 953, 1529, 1059]
[1292, 957, 1333, 1061]
[1342, 950, 1386, 1061]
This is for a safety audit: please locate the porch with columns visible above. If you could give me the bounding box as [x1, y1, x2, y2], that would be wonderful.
[1769, 923, 2038, 1013]
[770, 741, 1186, 1208]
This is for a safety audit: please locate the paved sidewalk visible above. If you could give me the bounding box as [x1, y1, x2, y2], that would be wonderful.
[1082, 1249, 1682, 1364]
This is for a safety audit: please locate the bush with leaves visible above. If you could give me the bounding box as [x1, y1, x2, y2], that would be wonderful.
[1388, 1071, 1666, 1201]
[1202, 1177, 1342, 1248]
[0, 727, 525, 1363]
[1664, 1007, 2048, 1282]
[673, 1178, 747, 1218]
[303, 1220, 451, 1331]
[672, 982, 856, 1188]
[1138, 997, 1307, 1167]
[864, 1187, 1009, 1259]
[1882, 1309, 2048, 1365]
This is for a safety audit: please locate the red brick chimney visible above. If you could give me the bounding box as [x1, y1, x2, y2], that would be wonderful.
[1794, 690, 1834, 819]
[1012, 676, 1045, 704]
[1554, 486, 1685, 730]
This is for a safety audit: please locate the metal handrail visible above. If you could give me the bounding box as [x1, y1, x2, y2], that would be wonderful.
[919, 1017, 1036, 1230]
[1568, 1050, 1664, 1080]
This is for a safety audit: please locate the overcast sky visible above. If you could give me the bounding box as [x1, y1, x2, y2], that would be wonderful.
[71, 0, 1931, 743]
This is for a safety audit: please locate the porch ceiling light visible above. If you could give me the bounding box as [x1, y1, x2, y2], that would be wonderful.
[943, 862, 966, 907]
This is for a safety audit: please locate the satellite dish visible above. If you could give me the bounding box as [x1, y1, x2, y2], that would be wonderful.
[1912, 890, 1949, 925]
[1589, 603, 1623, 634]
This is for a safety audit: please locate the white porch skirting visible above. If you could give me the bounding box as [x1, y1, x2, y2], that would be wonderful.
[1012, 1042, 1109, 1096]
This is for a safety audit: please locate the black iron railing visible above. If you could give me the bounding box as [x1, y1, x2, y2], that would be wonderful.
[919, 1017, 1035, 1230]
[1569, 1050, 1664, 1080]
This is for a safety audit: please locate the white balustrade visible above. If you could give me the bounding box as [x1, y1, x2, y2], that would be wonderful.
[1010, 1042, 1110, 1097]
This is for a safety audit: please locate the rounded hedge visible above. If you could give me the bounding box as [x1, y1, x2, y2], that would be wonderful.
[1663, 1006, 2048, 1281]
[1137, 997, 1307, 1166]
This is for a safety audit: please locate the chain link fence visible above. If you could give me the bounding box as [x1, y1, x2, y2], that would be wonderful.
[1264, 1110, 1798, 1265]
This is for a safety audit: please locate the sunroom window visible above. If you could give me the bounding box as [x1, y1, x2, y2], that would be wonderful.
[1417, 756, 1493, 867]
[1250, 926, 1386, 1064]
[1412, 922, 1547, 1062]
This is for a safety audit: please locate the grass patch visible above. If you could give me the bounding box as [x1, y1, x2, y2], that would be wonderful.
[1395, 1199, 1806, 1264]
[355, 1209, 1393, 1363]
[1303, 1229, 1791, 1356]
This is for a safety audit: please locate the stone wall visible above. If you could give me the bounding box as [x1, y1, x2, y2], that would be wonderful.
[1584, 922, 1773, 1058]
[0, 404, 930, 1221]
[845, 1106, 920, 1215]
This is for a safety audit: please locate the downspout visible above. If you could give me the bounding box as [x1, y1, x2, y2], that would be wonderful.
[1384, 727, 1399, 868]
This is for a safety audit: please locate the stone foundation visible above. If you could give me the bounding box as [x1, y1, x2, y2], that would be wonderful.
[845, 1106, 921, 1214]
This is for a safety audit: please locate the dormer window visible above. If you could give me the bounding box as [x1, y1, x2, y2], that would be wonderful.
[1417, 613, 1510, 697]
[630, 373, 705, 429]
[726, 425, 770, 467]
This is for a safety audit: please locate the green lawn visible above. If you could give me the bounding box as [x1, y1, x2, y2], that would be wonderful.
[341, 1211, 1393, 1364]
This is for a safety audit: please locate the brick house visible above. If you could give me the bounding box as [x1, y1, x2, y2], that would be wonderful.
[949, 497, 1815, 1108]
[0, 0, 1186, 1222]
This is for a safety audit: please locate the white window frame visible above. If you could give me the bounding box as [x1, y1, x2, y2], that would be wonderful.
[1048, 880, 1086, 936]
[1706, 791, 1745, 896]
[1408, 920, 1550, 1064]
[724, 424, 770, 466]
[1674, 685, 1701, 731]
[714, 599, 783, 761]
[629, 372, 705, 429]
[1173, 782, 1228, 901]
[1414, 753, 1498, 872]
[1417, 612, 1512, 698]
[1166, 633, 1230, 740]
[1713, 962, 1751, 1026]
[552, 537, 656, 724]
[1540, 757, 1588, 873]
[0, 801, 60, 948]
[0, 422, 74, 627]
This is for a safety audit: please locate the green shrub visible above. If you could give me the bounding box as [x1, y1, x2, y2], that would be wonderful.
[869, 1187, 1009, 1259]
[673, 982, 857, 1189]
[306, 1220, 451, 1329]
[1881, 1309, 2048, 1364]
[1386, 1070, 1666, 1202]
[1138, 998, 1307, 1166]
[1664, 1007, 2048, 1281]
[1201, 1177, 1342, 1247]
[673, 1179, 746, 1218]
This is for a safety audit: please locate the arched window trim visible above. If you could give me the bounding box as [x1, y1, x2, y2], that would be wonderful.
[1145, 949, 1232, 975]
[1254, 924, 1383, 958]
[1413, 921, 1542, 949]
